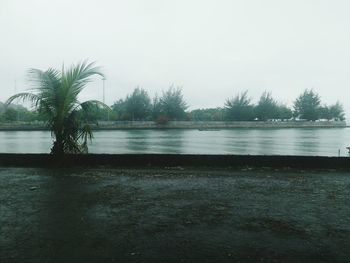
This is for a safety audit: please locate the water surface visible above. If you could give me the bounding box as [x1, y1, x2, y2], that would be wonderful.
[0, 128, 348, 156]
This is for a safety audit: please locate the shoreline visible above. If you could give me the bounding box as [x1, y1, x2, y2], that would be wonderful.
[0, 120, 347, 131]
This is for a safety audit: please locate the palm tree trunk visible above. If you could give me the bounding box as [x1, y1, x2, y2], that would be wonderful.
[51, 132, 64, 155]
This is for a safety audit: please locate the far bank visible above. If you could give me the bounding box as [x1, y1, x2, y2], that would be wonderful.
[0, 120, 346, 131]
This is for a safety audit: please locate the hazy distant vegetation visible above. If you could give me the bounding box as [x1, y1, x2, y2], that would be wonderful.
[2, 88, 345, 124]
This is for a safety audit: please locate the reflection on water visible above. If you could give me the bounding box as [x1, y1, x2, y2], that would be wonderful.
[255, 129, 278, 155]
[0, 131, 51, 153]
[152, 130, 184, 154]
[295, 129, 320, 155]
[125, 130, 152, 152]
[224, 129, 253, 154]
[0, 128, 348, 156]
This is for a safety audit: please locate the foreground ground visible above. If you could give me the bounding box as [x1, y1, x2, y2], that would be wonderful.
[1, 167, 350, 262]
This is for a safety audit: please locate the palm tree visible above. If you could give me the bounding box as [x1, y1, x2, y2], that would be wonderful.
[6, 61, 107, 155]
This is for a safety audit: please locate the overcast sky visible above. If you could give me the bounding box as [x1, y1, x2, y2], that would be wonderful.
[1, 0, 350, 114]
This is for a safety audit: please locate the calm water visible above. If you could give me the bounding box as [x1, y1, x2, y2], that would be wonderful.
[0, 128, 349, 156]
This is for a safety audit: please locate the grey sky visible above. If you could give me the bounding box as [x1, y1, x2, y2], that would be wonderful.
[1, 0, 350, 114]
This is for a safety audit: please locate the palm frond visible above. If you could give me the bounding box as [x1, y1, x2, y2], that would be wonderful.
[75, 100, 111, 123]
[28, 68, 61, 93]
[63, 61, 104, 97]
[58, 61, 104, 118]
[79, 124, 93, 142]
[6, 92, 41, 107]
[27, 68, 61, 115]
[79, 100, 111, 111]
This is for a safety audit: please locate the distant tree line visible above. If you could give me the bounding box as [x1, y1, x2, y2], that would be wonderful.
[0, 88, 345, 123]
[223, 89, 344, 121]
[99, 86, 188, 123]
[0, 102, 43, 122]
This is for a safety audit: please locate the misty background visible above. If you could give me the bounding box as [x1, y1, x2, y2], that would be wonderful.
[1, 0, 349, 116]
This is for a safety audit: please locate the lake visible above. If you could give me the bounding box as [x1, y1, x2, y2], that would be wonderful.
[0, 128, 349, 156]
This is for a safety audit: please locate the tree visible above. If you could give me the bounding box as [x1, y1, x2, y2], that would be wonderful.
[125, 87, 151, 120]
[3, 108, 18, 121]
[112, 99, 128, 120]
[329, 102, 345, 121]
[151, 94, 162, 121]
[82, 104, 116, 122]
[0, 102, 5, 114]
[190, 108, 224, 121]
[225, 90, 254, 121]
[318, 105, 331, 120]
[254, 91, 278, 120]
[2, 104, 42, 122]
[293, 89, 321, 121]
[6, 61, 106, 155]
[276, 104, 293, 120]
[158, 86, 188, 120]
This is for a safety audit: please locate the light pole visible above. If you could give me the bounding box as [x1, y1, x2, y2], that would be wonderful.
[102, 77, 106, 104]
[15, 79, 19, 122]
[102, 77, 109, 122]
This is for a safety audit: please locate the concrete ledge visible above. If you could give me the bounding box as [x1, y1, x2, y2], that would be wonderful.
[0, 153, 349, 169]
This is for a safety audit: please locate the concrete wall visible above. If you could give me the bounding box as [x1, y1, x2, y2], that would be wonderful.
[0, 120, 346, 131]
[96, 120, 347, 129]
[1, 153, 350, 169]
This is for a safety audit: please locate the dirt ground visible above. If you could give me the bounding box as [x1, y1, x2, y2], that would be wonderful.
[1, 167, 350, 263]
